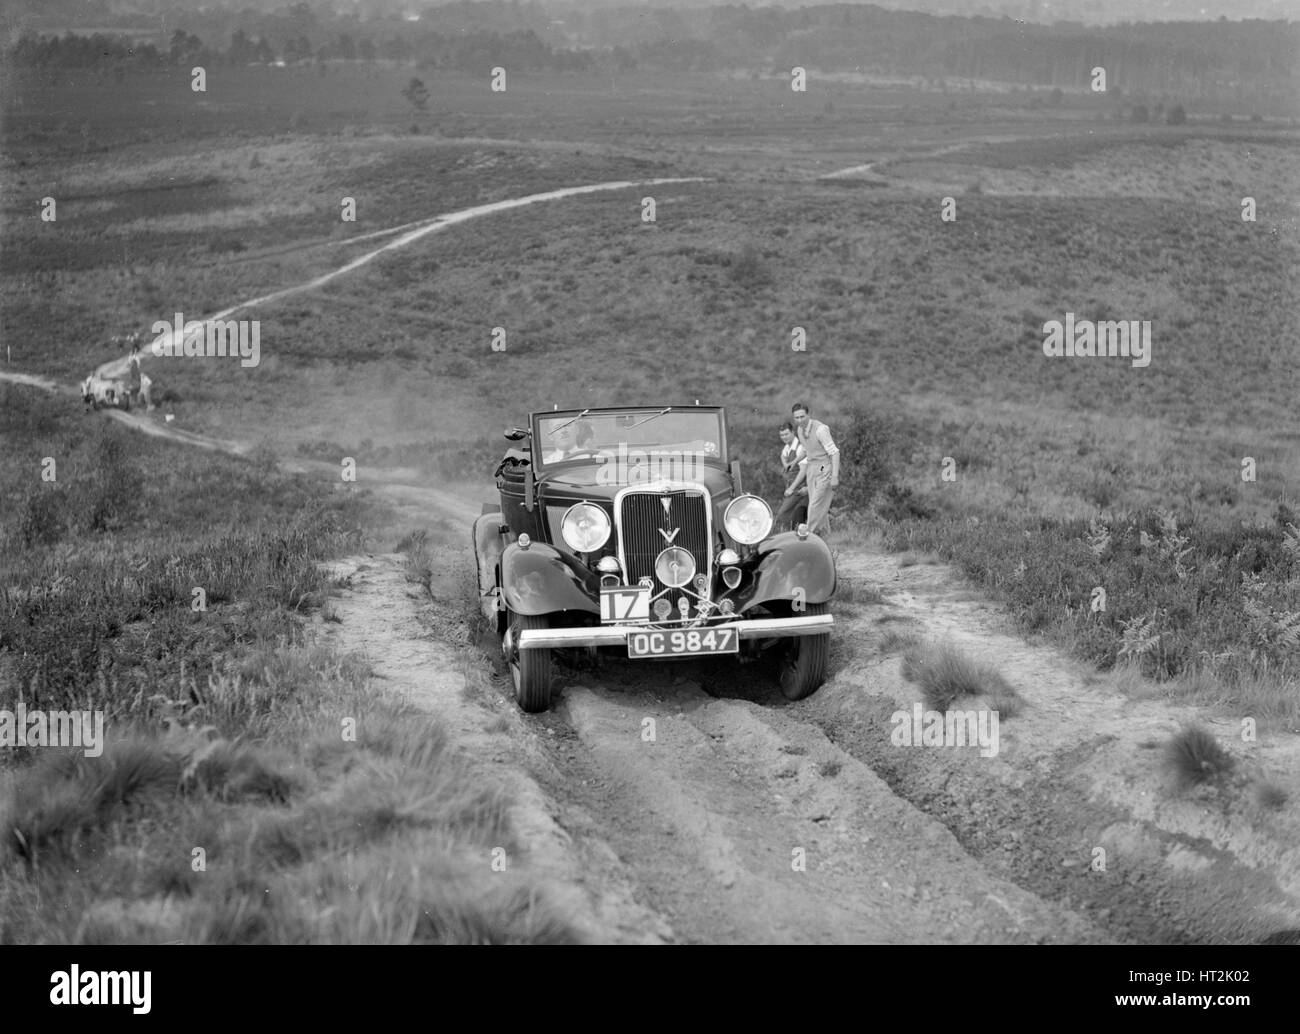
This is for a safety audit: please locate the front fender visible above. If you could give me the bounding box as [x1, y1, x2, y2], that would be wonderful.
[500, 540, 600, 618]
[733, 531, 836, 611]
[472, 513, 506, 622]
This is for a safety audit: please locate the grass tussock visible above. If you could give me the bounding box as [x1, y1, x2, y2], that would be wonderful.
[160, 849, 585, 946]
[878, 627, 923, 655]
[1257, 928, 1300, 945]
[1252, 779, 1288, 812]
[1, 731, 291, 871]
[397, 527, 433, 592]
[901, 640, 1021, 714]
[833, 574, 884, 606]
[1162, 724, 1236, 792]
[984, 687, 1022, 719]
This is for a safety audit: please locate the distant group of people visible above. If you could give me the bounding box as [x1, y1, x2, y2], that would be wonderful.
[83, 330, 154, 411]
[774, 401, 839, 536]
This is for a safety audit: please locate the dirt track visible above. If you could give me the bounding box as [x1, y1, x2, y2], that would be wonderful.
[318, 546, 1105, 944]
[312, 475, 1300, 945]
[312, 509, 1299, 944]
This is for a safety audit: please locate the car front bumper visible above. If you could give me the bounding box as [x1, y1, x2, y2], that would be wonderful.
[517, 612, 832, 650]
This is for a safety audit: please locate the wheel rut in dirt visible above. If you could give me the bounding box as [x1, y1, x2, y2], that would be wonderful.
[794, 550, 1300, 945]
[529, 666, 1106, 944]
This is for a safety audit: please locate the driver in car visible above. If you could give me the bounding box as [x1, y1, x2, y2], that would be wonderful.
[543, 420, 594, 463]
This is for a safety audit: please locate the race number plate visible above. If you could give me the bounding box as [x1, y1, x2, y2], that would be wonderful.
[628, 627, 739, 658]
[600, 586, 650, 624]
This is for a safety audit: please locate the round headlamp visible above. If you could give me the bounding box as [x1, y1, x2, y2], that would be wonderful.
[561, 503, 611, 553]
[655, 546, 696, 588]
[724, 495, 773, 545]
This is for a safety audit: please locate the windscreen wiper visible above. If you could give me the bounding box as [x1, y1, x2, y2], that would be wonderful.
[625, 407, 672, 430]
[550, 408, 590, 435]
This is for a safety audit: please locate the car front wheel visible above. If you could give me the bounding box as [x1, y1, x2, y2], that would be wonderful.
[779, 602, 829, 701]
[507, 611, 553, 713]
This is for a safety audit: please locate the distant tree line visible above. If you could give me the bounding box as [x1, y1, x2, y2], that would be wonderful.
[583, 4, 1298, 102]
[8, 32, 166, 70]
[6, 2, 1297, 104]
[5, 27, 594, 74]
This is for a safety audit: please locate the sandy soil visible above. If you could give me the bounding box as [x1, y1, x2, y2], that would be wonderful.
[805, 550, 1300, 944]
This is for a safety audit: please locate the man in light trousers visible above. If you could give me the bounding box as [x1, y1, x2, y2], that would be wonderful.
[787, 401, 839, 536]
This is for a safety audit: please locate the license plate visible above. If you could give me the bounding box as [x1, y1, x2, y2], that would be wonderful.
[600, 586, 650, 623]
[628, 627, 738, 658]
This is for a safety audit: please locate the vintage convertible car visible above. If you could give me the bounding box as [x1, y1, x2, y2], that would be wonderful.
[81, 370, 144, 411]
[472, 405, 835, 712]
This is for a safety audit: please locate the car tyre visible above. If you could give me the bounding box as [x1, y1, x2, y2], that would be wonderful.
[779, 602, 829, 701]
[508, 611, 553, 713]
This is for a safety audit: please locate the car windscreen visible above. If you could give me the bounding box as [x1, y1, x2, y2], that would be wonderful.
[534, 410, 724, 467]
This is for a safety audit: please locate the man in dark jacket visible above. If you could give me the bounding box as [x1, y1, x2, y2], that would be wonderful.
[773, 422, 808, 531]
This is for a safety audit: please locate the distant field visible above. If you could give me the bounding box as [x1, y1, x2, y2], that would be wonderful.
[4, 68, 1295, 503]
[87, 136, 1290, 523]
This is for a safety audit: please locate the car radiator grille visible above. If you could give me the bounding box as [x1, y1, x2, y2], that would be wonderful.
[618, 490, 711, 596]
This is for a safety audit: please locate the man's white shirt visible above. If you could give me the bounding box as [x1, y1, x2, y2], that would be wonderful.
[799, 420, 839, 457]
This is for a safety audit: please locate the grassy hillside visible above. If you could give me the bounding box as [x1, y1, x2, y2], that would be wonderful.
[3, 69, 1297, 731]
